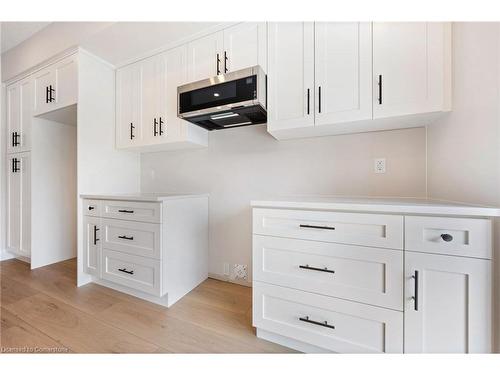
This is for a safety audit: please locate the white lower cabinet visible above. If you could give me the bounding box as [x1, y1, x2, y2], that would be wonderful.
[81, 195, 208, 307]
[252, 205, 493, 353]
[404, 252, 492, 353]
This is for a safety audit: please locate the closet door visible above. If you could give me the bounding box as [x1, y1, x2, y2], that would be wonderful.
[6, 155, 21, 254]
[19, 78, 34, 152]
[405, 252, 492, 353]
[373, 22, 445, 119]
[267, 22, 315, 132]
[6, 83, 21, 154]
[315, 22, 372, 125]
[186, 32, 223, 83]
[116, 63, 142, 148]
[222, 22, 267, 73]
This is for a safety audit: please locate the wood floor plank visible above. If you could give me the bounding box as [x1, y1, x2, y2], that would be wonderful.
[0, 308, 70, 353]
[1, 274, 40, 307]
[4, 293, 163, 353]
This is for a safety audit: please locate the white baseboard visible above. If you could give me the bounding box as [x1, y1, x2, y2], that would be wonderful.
[208, 272, 252, 287]
[0, 249, 15, 261]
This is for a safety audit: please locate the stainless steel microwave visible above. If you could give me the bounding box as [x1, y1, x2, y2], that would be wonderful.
[177, 65, 266, 131]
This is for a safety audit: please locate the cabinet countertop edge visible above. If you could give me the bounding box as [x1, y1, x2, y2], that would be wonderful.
[80, 193, 209, 202]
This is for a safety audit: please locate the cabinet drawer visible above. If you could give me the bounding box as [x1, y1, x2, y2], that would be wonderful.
[101, 200, 161, 223]
[253, 235, 403, 310]
[83, 199, 101, 217]
[101, 249, 162, 296]
[253, 282, 403, 353]
[102, 219, 161, 259]
[253, 208, 403, 249]
[405, 216, 492, 259]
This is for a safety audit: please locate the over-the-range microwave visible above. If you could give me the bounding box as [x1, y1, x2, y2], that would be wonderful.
[177, 65, 266, 131]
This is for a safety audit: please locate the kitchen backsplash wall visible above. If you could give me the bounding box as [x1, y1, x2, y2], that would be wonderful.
[141, 125, 427, 282]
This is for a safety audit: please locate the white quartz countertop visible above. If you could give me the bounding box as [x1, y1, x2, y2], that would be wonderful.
[80, 193, 209, 202]
[251, 196, 500, 217]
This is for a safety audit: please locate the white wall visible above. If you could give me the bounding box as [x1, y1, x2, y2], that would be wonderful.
[141, 125, 427, 282]
[426, 22, 500, 352]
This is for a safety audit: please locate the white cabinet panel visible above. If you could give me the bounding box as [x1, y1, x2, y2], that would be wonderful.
[33, 68, 54, 115]
[373, 22, 445, 118]
[19, 79, 34, 152]
[267, 22, 315, 131]
[315, 22, 372, 125]
[404, 252, 492, 353]
[186, 32, 223, 83]
[254, 282, 403, 353]
[253, 235, 403, 310]
[116, 62, 142, 148]
[223, 22, 267, 73]
[83, 216, 101, 276]
[54, 54, 78, 108]
[6, 83, 21, 154]
[6, 153, 31, 258]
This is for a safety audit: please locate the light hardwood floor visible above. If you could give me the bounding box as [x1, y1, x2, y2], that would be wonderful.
[0, 258, 293, 353]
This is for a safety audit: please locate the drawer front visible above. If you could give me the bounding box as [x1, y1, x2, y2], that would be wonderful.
[83, 199, 101, 217]
[405, 216, 492, 259]
[253, 282, 403, 353]
[253, 208, 403, 249]
[101, 200, 161, 223]
[102, 219, 161, 259]
[101, 249, 161, 296]
[253, 235, 403, 310]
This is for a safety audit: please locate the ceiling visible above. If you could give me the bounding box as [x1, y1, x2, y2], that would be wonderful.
[1, 22, 51, 53]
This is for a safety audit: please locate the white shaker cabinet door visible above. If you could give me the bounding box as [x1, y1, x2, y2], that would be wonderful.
[53, 54, 78, 108]
[267, 22, 315, 132]
[6, 83, 21, 154]
[186, 32, 223, 83]
[373, 22, 445, 119]
[404, 251, 492, 353]
[223, 22, 267, 73]
[83, 216, 101, 276]
[116, 62, 142, 148]
[315, 22, 372, 126]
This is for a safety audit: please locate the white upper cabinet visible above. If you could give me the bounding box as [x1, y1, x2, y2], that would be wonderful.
[7, 78, 34, 154]
[404, 252, 492, 353]
[116, 62, 142, 148]
[222, 22, 267, 73]
[314, 22, 372, 125]
[267, 22, 315, 132]
[33, 54, 78, 116]
[373, 22, 446, 119]
[187, 32, 223, 83]
[267, 22, 451, 140]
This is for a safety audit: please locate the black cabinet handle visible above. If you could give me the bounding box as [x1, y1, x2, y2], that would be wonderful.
[378, 75, 383, 105]
[159, 117, 164, 135]
[299, 224, 335, 231]
[50, 85, 55, 102]
[93, 225, 100, 245]
[45, 86, 49, 103]
[412, 270, 419, 311]
[318, 86, 322, 113]
[153, 118, 158, 137]
[118, 235, 134, 241]
[224, 51, 228, 73]
[118, 268, 134, 275]
[441, 233, 453, 242]
[216, 53, 221, 75]
[118, 209, 134, 213]
[12, 158, 20, 173]
[14, 132, 20, 147]
[130, 123, 135, 140]
[88, 206, 95, 211]
[307, 89, 310, 115]
[299, 264, 335, 274]
[299, 316, 335, 330]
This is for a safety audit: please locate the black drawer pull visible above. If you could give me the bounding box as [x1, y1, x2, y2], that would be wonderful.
[299, 316, 335, 330]
[299, 224, 335, 231]
[118, 209, 134, 213]
[299, 265, 335, 274]
[411, 270, 419, 311]
[118, 235, 134, 241]
[118, 268, 134, 275]
[441, 233, 453, 242]
[93, 225, 100, 245]
[88, 206, 95, 211]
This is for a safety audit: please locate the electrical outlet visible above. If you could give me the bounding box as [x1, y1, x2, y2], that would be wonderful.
[374, 158, 386, 174]
[223, 263, 230, 276]
[233, 264, 247, 280]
